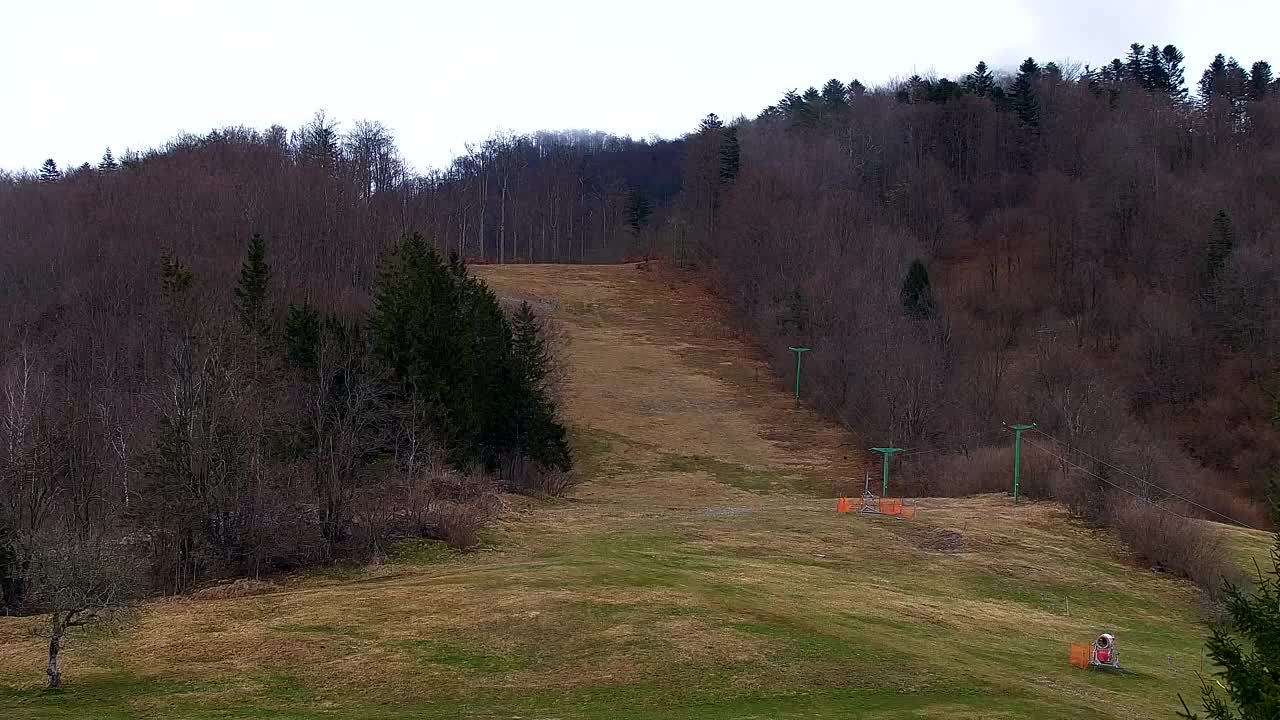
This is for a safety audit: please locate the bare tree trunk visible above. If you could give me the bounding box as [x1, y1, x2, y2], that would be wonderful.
[499, 178, 507, 264]
[46, 619, 63, 690]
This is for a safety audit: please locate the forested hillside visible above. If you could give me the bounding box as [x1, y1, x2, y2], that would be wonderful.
[704, 48, 1280, 529]
[3, 42, 1279, 618]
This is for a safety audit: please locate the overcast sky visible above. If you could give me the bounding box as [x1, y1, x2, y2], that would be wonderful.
[3, 0, 1277, 174]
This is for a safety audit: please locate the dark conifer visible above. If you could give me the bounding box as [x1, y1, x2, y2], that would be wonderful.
[900, 259, 936, 319]
[1250, 61, 1274, 100]
[718, 127, 740, 182]
[234, 234, 273, 334]
[1204, 210, 1235, 292]
[820, 79, 847, 110]
[284, 303, 321, 370]
[98, 147, 117, 172]
[1161, 45, 1188, 101]
[1010, 58, 1042, 127]
[38, 159, 60, 183]
[963, 61, 996, 97]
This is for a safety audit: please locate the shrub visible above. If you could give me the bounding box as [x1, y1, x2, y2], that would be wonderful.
[1109, 497, 1241, 596]
[426, 498, 495, 550]
[420, 465, 500, 550]
[498, 454, 580, 498]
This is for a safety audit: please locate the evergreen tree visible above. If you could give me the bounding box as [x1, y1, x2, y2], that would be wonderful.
[38, 159, 60, 183]
[780, 90, 816, 128]
[820, 78, 848, 110]
[1225, 59, 1251, 106]
[284, 303, 321, 370]
[160, 255, 193, 296]
[1161, 45, 1189, 101]
[626, 191, 653, 233]
[233, 233, 272, 334]
[298, 110, 341, 171]
[1125, 43, 1150, 86]
[904, 74, 927, 104]
[371, 233, 462, 429]
[97, 147, 117, 172]
[1204, 210, 1235, 291]
[510, 302, 570, 470]
[1200, 54, 1229, 101]
[900, 259, 936, 319]
[847, 79, 867, 98]
[718, 127, 740, 182]
[698, 113, 724, 133]
[1199, 54, 1248, 112]
[370, 233, 569, 470]
[1250, 61, 1274, 100]
[1177, 528, 1280, 718]
[963, 61, 996, 97]
[1103, 58, 1125, 84]
[511, 302, 551, 394]
[1143, 45, 1169, 92]
[1010, 57, 1042, 127]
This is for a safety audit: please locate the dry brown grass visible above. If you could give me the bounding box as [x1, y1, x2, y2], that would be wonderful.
[476, 263, 864, 498]
[190, 578, 277, 601]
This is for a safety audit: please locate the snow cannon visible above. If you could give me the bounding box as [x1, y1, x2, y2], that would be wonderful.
[1091, 633, 1120, 669]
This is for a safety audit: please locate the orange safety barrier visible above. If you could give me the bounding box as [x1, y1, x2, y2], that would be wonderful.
[900, 505, 917, 520]
[1069, 643, 1091, 669]
[836, 497, 852, 513]
[879, 498, 904, 516]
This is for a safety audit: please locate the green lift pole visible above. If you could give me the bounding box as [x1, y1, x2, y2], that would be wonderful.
[1008, 423, 1036, 503]
[788, 347, 811, 408]
[870, 447, 905, 496]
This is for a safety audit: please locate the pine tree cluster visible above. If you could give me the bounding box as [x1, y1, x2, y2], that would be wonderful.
[369, 233, 570, 471]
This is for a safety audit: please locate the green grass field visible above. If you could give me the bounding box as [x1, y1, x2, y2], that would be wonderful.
[1, 263, 1269, 719]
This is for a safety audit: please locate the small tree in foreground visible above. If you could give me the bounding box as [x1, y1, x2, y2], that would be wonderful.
[29, 531, 138, 689]
[1179, 517, 1280, 717]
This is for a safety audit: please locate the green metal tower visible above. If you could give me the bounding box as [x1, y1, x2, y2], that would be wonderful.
[870, 447, 905, 496]
[788, 347, 811, 408]
[1008, 423, 1036, 502]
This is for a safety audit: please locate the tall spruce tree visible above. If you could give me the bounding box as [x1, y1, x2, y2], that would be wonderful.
[1161, 45, 1189, 101]
[900, 259, 936, 319]
[38, 159, 60, 183]
[1204, 210, 1235, 291]
[820, 78, 848, 110]
[718, 127, 740, 182]
[1143, 45, 1169, 92]
[626, 191, 653, 234]
[371, 233, 465, 449]
[1200, 54, 1229, 102]
[98, 147, 117, 172]
[698, 113, 724, 133]
[1250, 61, 1274, 100]
[1199, 54, 1250, 113]
[1010, 57, 1042, 127]
[234, 233, 273, 334]
[510, 302, 570, 470]
[1177, 503, 1280, 719]
[964, 61, 996, 97]
[1125, 43, 1150, 86]
[284, 303, 321, 370]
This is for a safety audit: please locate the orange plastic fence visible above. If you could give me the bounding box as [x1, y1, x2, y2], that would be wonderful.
[1069, 643, 1091, 669]
[879, 498, 904, 516]
[900, 505, 917, 520]
[836, 498, 852, 513]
